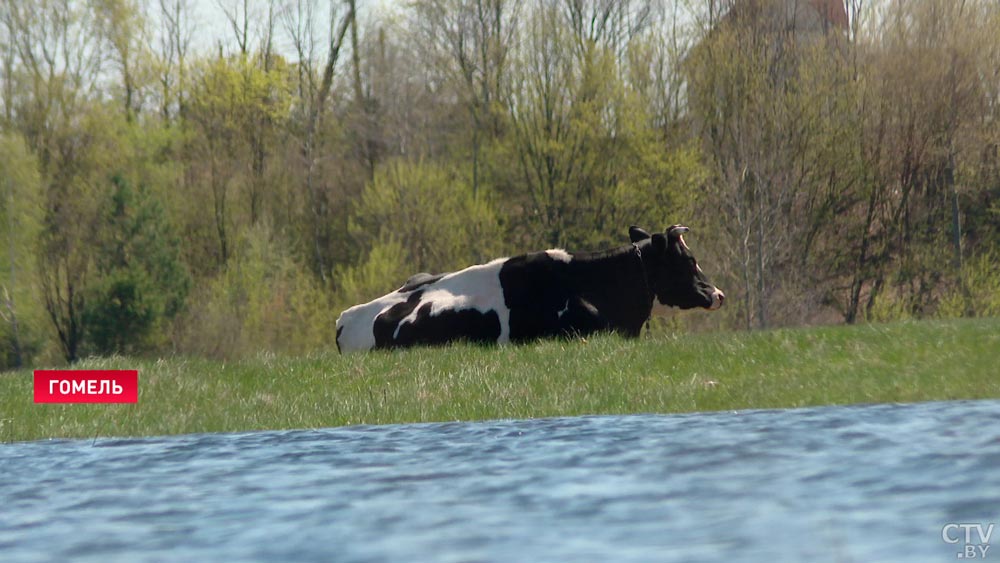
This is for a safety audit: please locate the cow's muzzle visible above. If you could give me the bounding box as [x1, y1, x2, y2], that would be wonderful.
[708, 288, 725, 310]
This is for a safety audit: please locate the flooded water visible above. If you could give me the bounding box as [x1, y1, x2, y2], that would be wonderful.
[3, 400, 1000, 562]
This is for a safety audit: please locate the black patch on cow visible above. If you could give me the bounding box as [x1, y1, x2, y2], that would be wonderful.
[336, 325, 344, 353]
[556, 296, 612, 336]
[373, 290, 425, 347]
[400, 272, 446, 293]
[372, 289, 501, 349]
[393, 304, 501, 348]
[499, 252, 571, 340]
[499, 249, 650, 342]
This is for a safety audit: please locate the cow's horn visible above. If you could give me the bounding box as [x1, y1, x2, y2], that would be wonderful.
[668, 225, 690, 236]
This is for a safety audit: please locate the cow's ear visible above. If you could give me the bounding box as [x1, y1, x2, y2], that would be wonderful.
[651, 233, 668, 253]
[629, 226, 651, 243]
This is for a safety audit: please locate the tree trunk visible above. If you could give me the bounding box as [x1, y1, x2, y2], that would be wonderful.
[846, 182, 879, 324]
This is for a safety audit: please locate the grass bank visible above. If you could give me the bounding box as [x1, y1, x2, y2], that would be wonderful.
[2, 318, 998, 443]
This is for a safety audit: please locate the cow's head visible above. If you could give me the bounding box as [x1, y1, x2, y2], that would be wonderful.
[629, 225, 725, 311]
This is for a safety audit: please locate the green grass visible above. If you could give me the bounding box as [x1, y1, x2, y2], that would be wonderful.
[2, 318, 999, 443]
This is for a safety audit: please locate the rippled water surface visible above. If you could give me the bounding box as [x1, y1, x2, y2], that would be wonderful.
[3, 400, 1000, 562]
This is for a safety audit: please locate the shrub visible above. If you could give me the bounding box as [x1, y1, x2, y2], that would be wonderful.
[937, 251, 1000, 319]
[176, 224, 335, 359]
[338, 158, 503, 304]
[335, 238, 411, 308]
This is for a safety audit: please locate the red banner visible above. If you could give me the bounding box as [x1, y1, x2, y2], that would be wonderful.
[34, 370, 138, 403]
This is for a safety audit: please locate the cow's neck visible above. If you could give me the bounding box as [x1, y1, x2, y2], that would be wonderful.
[566, 244, 653, 334]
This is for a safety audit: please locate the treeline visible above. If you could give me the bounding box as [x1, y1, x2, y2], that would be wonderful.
[0, 0, 998, 367]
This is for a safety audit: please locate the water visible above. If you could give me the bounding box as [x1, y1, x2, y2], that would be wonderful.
[3, 400, 1000, 562]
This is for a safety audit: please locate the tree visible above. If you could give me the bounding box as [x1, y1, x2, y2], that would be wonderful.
[2, 0, 108, 361]
[184, 52, 291, 268]
[82, 175, 190, 355]
[501, 1, 693, 251]
[684, 0, 854, 329]
[283, 0, 355, 282]
[0, 133, 43, 368]
[93, 0, 150, 121]
[154, 0, 194, 121]
[176, 222, 334, 359]
[345, 158, 503, 278]
[846, 0, 993, 321]
[411, 0, 519, 197]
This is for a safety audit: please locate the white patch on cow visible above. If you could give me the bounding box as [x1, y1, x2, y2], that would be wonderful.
[336, 292, 410, 353]
[393, 258, 510, 340]
[678, 235, 690, 251]
[336, 257, 512, 353]
[557, 300, 570, 318]
[546, 249, 572, 263]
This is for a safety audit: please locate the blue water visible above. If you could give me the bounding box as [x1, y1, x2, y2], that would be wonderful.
[3, 400, 1000, 562]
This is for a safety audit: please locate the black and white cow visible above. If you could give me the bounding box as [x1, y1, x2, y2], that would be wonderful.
[335, 225, 724, 353]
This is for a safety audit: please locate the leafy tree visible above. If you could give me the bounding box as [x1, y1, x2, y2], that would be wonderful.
[82, 175, 190, 355]
[847, 0, 993, 322]
[0, 133, 44, 368]
[335, 238, 411, 307]
[502, 2, 694, 251]
[177, 223, 334, 359]
[341, 158, 503, 301]
[93, 0, 151, 121]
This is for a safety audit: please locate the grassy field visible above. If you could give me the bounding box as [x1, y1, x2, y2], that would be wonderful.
[1, 318, 998, 443]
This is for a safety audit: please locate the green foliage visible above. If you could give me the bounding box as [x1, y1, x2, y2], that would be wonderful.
[183, 52, 295, 268]
[606, 143, 708, 243]
[937, 251, 1000, 319]
[188, 54, 293, 133]
[83, 176, 191, 356]
[344, 158, 503, 290]
[335, 238, 411, 307]
[34, 103, 135, 362]
[83, 274, 157, 354]
[0, 133, 45, 369]
[867, 288, 915, 324]
[497, 10, 706, 252]
[178, 224, 335, 359]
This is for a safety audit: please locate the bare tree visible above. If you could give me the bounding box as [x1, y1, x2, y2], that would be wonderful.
[561, 0, 654, 63]
[217, 0, 251, 55]
[284, 0, 354, 282]
[411, 0, 520, 197]
[93, 0, 148, 121]
[156, 0, 195, 120]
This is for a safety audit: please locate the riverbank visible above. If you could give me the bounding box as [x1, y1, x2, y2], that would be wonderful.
[2, 318, 998, 443]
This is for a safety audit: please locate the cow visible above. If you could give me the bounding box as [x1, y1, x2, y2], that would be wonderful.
[335, 225, 724, 353]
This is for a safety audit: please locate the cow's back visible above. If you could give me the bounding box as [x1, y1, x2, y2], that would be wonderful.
[336, 258, 510, 353]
